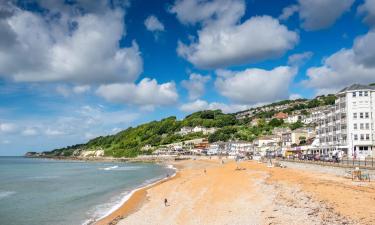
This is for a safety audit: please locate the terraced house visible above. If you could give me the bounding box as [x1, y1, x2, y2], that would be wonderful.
[317, 84, 375, 159]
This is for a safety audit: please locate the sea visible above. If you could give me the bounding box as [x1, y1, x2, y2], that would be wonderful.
[0, 156, 174, 225]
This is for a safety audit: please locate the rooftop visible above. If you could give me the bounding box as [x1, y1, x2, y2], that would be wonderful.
[339, 84, 375, 93]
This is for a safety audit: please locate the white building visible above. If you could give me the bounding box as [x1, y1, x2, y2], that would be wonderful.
[177, 126, 217, 135]
[226, 141, 253, 156]
[316, 84, 375, 158]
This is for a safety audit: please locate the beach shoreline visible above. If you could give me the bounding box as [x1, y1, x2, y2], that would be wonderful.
[93, 158, 375, 225]
[93, 162, 180, 225]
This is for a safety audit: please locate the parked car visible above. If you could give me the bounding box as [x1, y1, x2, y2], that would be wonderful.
[314, 154, 320, 161]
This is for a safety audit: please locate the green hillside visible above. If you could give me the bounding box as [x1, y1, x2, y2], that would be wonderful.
[40, 94, 337, 158]
[43, 110, 237, 157]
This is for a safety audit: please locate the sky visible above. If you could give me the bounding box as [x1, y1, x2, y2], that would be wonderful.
[1, 0, 375, 155]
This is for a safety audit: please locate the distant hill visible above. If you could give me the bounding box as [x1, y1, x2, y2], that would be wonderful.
[33, 94, 337, 158]
[39, 110, 237, 158]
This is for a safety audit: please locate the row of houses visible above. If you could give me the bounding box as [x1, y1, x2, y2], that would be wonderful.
[153, 127, 317, 158]
[153, 84, 375, 159]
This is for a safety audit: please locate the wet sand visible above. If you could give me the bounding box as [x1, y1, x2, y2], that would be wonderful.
[96, 159, 375, 225]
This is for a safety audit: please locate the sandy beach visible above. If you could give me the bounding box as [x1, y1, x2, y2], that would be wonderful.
[95, 159, 375, 225]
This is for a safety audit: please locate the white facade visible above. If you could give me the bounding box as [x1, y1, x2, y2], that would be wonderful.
[317, 84, 375, 158]
[178, 126, 216, 135]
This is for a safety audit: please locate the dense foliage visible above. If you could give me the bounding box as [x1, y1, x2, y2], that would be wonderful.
[43, 95, 337, 158]
[46, 110, 238, 157]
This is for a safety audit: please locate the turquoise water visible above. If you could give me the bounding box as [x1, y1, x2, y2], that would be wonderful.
[0, 157, 173, 225]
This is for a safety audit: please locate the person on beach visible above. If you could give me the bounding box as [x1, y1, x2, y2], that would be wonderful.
[204, 168, 206, 174]
[164, 198, 168, 206]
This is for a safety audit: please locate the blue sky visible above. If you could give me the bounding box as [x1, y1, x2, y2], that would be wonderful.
[1, 0, 375, 155]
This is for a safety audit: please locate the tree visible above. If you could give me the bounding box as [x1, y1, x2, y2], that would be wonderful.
[269, 118, 284, 127]
[289, 120, 303, 130]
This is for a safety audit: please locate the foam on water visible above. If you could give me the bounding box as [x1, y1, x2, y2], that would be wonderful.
[0, 191, 16, 199]
[0, 157, 173, 225]
[100, 165, 144, 171]
[87, 164, 177, 225]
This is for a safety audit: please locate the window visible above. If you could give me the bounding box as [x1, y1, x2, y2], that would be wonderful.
[365, 112, 369, 118]
[366, 134, 370, 140]
[360, 123, 364, 130]
[366, 123, 370, 130]
[360, 134, 364, 140]
[360, 112, 364, 119]
[354, 124, 358, 129]
[364, 91, 368, 96]
[353, 92, 356, 97]
[359, 91, 363, 96]
[354, 113, 357, 119]
[354, 134, 358, 140]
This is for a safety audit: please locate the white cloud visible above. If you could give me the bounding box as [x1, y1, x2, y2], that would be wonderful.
[171, 0, 298, 69]
[179, 99, 249, 113]
[73, 85, 91, 94]
[0, 122, 17, 134]
[1, 140, 11, 144]
[215, 66, 297, 104]
[177, 16, 298, 69]
[358, 0, 375, 26]
[181, 73, 211, 100]
[169, 0, 245, 26]
[96, 78, 178, 107]
[288, 51, 313, 66]
[56, 84, 91, 97]
[179, 99, 209, 112]
[45, 128, 65, 136]
[281, 0, 354, 31]
[22, 128, 38, 136]
[279, 4, 299, 21]
[144, 15, 165, 32]
[303, 31, 375, 93]
[0, 2, 142, 84]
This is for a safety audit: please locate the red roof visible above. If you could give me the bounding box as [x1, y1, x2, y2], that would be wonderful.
[273, 112, 288, 119]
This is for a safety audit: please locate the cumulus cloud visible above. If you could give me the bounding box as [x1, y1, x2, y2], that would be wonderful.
[215, 66, 297, 104]
[179, 99, 249, 113]
[144, 15, 165, 32]
[358, 0, 375, 27]
[288, 51, 313, 66]
[281, 0, 354, 31]
[181, 73, 211, 100]
[169, 0, 245, 26]
[0, 1, 142, 84]
[303, 31, 375, 94]
[171, 0, 298, 68]
[96, 78, 178, 107]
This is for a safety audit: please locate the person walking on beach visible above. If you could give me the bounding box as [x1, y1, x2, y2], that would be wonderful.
[204, 168, 206, 174]
[164, 198, 168, 206]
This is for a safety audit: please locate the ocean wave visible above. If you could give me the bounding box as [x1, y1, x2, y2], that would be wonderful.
[0, 191, 16, 199]
[84, 168, 177, 225]
[99, 165, 143, 171]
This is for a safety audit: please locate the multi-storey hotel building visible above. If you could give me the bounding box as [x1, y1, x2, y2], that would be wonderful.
[317, 84, 375, 158]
